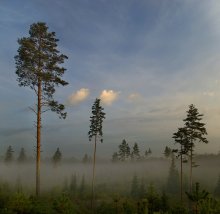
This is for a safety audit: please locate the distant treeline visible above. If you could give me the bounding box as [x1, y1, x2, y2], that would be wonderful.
[2, 144, 220, 166]
[111, 139, 152, 162]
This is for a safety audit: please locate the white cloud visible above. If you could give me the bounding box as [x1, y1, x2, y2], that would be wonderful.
[100, 90, 119, 105]
[128, 93, 143, 102]
[68, 88, 90, 105]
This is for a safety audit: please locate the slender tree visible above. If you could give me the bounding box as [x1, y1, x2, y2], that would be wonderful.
[118, 139, 126, 161]
[185, 182, 209, 214]
[166, 153, 179, 195]
[183, 104, 208, 193]
[15, 22, 68, 195]
[146, 183, 161, 214]
[52, 147, 62, 167]
[4, 146, 14, 163]
[82, 153, 89, 164]
[131, 174, 139, 198]
[125, 142, 131, 160]
[112, 152, 119, 163]
[17, 147, 27, 163]
[173, 127, 188, 203]
[88, 98, 105, 211]
[118, 139, 130, 161]
[164, 146, 172, 158]
[79, 174, 86, 197]
[131, 142, 140, 161]
[145, 150, 149, 158]
[69, 174, 77, 197]
[160, 191, 170, 213]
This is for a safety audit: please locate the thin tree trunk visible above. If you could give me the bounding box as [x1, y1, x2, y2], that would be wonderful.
[36, 80, 41, 196]
[190, 148, 192, 193]
[91, 134, 97, 212]
[180, 146, 183, 203]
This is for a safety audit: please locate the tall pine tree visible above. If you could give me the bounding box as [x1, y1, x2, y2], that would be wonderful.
[183, 104, 208, 193]
[15, 22, 68, 195]
[88, 98, 105, 211]
[166, 153, 179, 195]
[173, 127, 188, 202]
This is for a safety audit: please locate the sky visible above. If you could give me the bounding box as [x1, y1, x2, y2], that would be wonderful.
[1, 0, 220, 158]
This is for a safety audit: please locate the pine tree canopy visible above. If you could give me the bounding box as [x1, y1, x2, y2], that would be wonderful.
[5, 146, 14, 163]
[53, 147, 62, 163]
[15, 22, 68, 119]
[118, 139, 130, 161]
[88, 98, 105, 142]
[183, 104, 208, 146]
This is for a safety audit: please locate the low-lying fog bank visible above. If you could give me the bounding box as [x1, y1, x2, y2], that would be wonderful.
[0, 157, 219, 193]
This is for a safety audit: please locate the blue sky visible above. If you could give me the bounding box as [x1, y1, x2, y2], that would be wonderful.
[1, 0, 220, 158]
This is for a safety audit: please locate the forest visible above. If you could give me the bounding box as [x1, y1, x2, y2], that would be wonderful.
[1, 144, 220, 213]
[1, 20, 220, 214]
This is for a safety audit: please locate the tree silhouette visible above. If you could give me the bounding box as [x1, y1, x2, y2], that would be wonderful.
[164, 146, 172, 158]
[183, 104, 208, 193]
[52, 148, 62, 167]
[82, 153, 89, 164]
[131, 174, 139, 199]
[166, 153, 179, 195]
[4, 146, 14, 164]
[17, 147, 27, 163]
[69, 174, 77, 197]
[15, 22, 68, 195]
[88, 98, 105, 211]
[112, 152, 119, 163]
[185, 182, 209, 214]
[145, 148, 152, 158]
[173, 127, 188, 202]
[118, 139, 130, 161]
[131, 142, 140, 161]
[146, 183, 160, 214]
[79, 174, 86, 197]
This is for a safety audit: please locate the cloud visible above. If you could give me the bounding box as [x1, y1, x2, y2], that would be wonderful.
[68, 88, 90, 105]
[100, 90, 119, 105]
[128, 93, 143, 102]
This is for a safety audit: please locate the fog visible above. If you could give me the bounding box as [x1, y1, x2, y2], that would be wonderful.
[0, 156, 219, 194]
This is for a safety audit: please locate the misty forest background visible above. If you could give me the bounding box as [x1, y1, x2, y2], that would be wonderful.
[1, 21, 220, 214]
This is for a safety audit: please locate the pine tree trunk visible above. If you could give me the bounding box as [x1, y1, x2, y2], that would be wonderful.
[36, 80, 41, 196]
[180, 147, 183, 203]
[190, 147, 192, 193]
[91, 134, 97, 212]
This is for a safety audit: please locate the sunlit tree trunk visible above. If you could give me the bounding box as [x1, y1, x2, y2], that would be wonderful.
[15, 22, 68, 197]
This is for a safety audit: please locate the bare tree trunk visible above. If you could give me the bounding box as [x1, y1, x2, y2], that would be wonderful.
[190, 148, 192, 193]
[91, 134, 97, 212]
[36, 80, 41, 196]
[180, 146, 183, 203]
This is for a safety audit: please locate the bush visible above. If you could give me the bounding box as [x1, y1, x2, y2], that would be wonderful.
[8, 192, 32, 214]
[53, 194, 80, 214]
